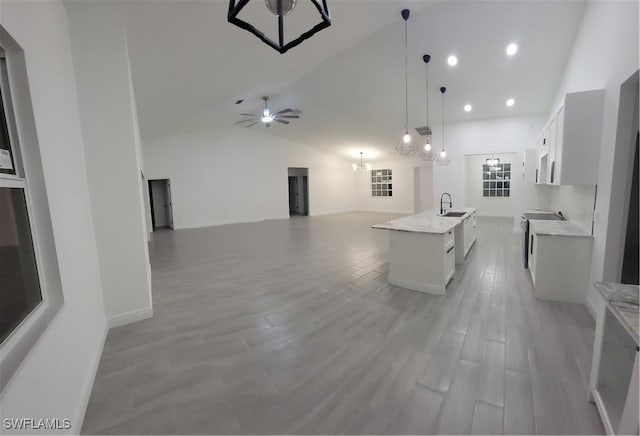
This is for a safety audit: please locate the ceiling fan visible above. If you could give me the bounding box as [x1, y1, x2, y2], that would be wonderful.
[235, 96, 301, 128]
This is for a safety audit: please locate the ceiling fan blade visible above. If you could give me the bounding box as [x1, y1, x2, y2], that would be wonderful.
[274, 119, 290, 124]
[245, 121, 258, 127]
[276, 115, 300, 119]
[272, 108, 293, 115]
[240, 113, 258, 117]
[235, 119, 255, 124]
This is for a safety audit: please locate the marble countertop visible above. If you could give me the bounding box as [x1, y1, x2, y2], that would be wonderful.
[595, 281, 639, 345]
[529, 219, 592, 237]
[372, 208, 477, 234]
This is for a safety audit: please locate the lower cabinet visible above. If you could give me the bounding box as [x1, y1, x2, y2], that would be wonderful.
[387, 229, 455, 295]
[528, 231, 593, 303]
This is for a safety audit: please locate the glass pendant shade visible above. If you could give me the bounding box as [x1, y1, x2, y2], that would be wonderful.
[265, 0, 297, 15]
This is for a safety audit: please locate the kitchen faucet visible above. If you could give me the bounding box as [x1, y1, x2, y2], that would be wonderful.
[440, 192, 452, 215]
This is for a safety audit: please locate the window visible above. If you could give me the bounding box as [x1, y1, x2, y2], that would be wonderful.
[371, 169, 392, 197]
[482, 163, 511, 197]
[0, 40, 63, 392]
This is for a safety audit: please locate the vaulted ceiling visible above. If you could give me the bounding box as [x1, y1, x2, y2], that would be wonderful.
[121, 0, 586, 160]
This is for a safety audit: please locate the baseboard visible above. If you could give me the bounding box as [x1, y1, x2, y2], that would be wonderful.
[585, 293, 597, 320]
[73, 320, 108, 434]
[388, 275, 446, 296]
[107, 306, 153, 328]
[309, 209, 356, 217]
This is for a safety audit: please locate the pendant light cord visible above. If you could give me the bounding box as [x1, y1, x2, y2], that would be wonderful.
[441, 90, 445, 151]
[425, 63, 429, 128]
[404, 17, 408, 133]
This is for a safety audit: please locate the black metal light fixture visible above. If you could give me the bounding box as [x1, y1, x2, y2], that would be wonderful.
[228, 0, 331, 54]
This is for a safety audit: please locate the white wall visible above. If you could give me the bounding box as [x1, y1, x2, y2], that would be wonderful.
[142, 128, 355, 229]
[464, 153, 522, 218]
[355, 159, 429, 214]
[432, 115, 545, 213]
[66, 2, 152, 327]
[548, 185, 596, 234]
[547, 0, 639, 314]
[0, 1, 107, 433]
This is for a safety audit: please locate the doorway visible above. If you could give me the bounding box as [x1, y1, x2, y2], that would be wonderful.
[414, 166, 433, 213]
[287, 168, 309, 216]
[606, 70, 639, 284]
[148, 179, 174, 230]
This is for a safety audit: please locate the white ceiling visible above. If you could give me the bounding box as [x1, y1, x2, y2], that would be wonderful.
[121, 0, 586, 161]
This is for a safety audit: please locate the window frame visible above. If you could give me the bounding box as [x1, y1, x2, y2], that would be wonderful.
[0, 32, 64, 393]
[482, 163, 511, 198]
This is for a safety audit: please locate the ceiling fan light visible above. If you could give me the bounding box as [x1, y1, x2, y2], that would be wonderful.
[261, 115, 274, 123]
[265, 0, 297, 16]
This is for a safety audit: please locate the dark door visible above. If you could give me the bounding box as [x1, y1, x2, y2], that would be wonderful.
[621, 133, 639, 284]
[302, 176, 309, 215]
[288, 176, 298, 215]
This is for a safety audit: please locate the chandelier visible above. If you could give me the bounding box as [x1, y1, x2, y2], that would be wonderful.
[228, 0, 331, 54]
[352, 152, 372, 171]
[395, 9, 419, 156]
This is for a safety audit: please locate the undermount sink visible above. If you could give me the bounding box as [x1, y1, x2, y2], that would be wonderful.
[441, 211, 467, 217]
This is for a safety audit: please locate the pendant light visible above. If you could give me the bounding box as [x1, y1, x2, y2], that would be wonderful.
[352, 152, 372, 171]
[395, 9, 419, 156]
[418, 54, 436, 162]
[486, 155, 500, 167]
[436, 86, 451, 166]
[228, 0, 331, 54]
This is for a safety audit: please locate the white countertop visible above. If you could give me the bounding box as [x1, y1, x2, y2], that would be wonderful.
[372, 208, 477, 235]
[594, 281, 639, 345]
[529, 219, 592, 237]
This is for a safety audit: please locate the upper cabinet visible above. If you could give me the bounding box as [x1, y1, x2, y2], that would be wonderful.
[536, 89, 605, 185]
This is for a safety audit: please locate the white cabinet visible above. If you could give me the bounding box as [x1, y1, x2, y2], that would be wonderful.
[590, 285, 639, 435]
[536, 89, 604, 185]
[463, 210, 477, 257]
[528, 229, 593, 303]
[454, 210, 477, 264]
[387, 229, 455, 295]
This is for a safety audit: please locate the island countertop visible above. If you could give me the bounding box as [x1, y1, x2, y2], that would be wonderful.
[372, 208, 477, 235]
[529, 219, 592, 237]
[594, 281, 639, 345]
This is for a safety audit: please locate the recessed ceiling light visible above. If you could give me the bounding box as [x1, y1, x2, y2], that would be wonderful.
[506, 98, 515, 107]
[464, 104, 472, 112]
[447, 55, 458, 66]
[506, 43, 518, 56]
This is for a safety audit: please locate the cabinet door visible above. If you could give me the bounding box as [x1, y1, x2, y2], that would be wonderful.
[529, 233, 537, 279]
[547, 115, 558, 184]
[553, 106, 564, 184]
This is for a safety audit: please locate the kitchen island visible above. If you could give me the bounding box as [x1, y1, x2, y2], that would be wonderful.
[373, 208, 477, 295]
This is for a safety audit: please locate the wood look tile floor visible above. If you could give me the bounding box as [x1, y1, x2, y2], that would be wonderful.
[82, 213, 604, 435]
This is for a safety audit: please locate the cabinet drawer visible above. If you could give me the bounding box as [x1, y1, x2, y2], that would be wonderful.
[444, 229, 454, 250]
[445, 245, 455, 282]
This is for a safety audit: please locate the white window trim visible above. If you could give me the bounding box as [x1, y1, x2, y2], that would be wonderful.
[0, 28, 64, 393]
